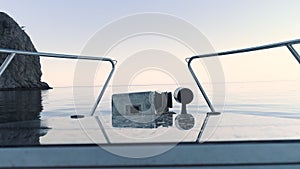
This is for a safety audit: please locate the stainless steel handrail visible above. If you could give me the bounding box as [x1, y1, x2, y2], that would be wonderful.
[186, 39, 300, 142]
[0, 48, 117, 116]
[186, 39, 300, 113]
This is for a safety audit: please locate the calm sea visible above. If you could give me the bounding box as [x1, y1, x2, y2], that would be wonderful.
[0, 80, 299, 145]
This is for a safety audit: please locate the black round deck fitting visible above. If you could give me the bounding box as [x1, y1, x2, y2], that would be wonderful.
[70, 115, 85, 119]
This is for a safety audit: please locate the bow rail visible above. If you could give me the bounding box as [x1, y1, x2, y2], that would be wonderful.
[186, 39, 300, 142]
[0, 48, 117, 116]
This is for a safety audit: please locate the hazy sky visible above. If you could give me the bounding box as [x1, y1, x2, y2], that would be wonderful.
[1, 0, 300, 86]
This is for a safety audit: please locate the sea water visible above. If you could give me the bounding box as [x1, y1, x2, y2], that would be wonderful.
[0, 80, 299, 145]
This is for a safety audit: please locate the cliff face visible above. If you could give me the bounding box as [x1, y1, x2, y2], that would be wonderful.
[0, 12, 50, 90]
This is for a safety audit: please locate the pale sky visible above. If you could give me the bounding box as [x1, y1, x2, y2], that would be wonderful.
[0, 0, 300, 87]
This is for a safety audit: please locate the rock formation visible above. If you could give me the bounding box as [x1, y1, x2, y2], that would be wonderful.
[0, 12, 51, 90]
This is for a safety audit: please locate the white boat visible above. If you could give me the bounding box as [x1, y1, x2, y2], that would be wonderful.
[0, 39, 299, 168]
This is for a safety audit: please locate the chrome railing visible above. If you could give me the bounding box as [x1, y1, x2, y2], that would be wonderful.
[186, 39, 300, 142]
[0, 48, 117, 116]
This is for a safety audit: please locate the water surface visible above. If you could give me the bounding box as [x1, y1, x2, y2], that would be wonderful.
[0, 80, 299, 145]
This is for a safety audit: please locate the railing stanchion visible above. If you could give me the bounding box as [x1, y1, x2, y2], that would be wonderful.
[90, 60, 116, 116]
[187, 60, 216, 113]
[0, 53, 16, 77]
[287, 44, 300, 64]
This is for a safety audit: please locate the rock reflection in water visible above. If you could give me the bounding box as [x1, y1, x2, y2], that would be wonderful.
[0, 90, 48, 145]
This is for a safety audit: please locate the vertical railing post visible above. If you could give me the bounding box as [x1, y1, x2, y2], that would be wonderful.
[0, 53, 16, 77]
[187, 59, 216, 113]
[90, 60, 116, 116]
[286, 44, 300, 64]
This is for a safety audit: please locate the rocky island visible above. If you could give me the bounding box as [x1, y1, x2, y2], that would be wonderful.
[0, 12, 51, 90]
